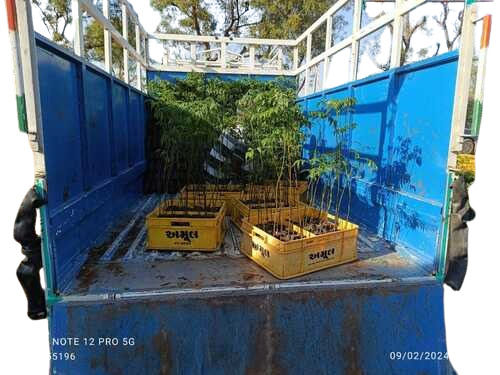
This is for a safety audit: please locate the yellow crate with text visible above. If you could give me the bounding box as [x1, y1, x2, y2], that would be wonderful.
[456, 154, 475, 174]
[146, 199, 227, 251]
[240, 205, 358, 279]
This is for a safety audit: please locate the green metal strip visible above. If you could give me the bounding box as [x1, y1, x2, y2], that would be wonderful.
[16, 95, 28, 133]
[437, 172, 454, 281]
[35, 179, 61, 308]
[471, 99, 483, 136]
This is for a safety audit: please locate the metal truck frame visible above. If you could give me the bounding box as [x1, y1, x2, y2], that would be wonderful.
[5, 0, 491, 373]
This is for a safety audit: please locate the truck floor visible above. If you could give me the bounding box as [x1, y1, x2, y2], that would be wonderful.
[62, 195, 434, 297]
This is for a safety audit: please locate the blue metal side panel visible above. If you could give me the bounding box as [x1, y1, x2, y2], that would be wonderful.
[147, 70, 282, 83]
[111, 83, 129, 173]
[49, 281, 452, 374]
[36, 47, 84, 211]
[83, 68, 113, 188]
[35, 36, 147, 292]
[128, 91, 142, 166]
[298, 52, 458, 267]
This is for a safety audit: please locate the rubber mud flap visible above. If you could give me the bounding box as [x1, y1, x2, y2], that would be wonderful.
[13, 187, 48, 320]
[445, 175, 475, 291]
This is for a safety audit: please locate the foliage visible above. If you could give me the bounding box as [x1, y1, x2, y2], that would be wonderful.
[151, 0, 332, 42]
[250, 0, 332, 59]
[308, 97, 377, 227]
[238, 86, 308, 187]
[32, 0, 72, 46]
[32, 0, 136, 79]
[151, 0, 217, 35]
[151, 0, 257, 38]
[146, 73, 299, 193]
[151, 0, 334, 67]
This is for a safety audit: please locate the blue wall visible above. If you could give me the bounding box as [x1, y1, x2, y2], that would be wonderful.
[36, 36, 147, 292]
[50, 281, 451, 374]
[147, 70, 283, 83]
[298, 52, 458, 267]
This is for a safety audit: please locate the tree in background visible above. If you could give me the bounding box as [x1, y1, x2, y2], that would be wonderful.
[250, 0, 336, 66]
[83, 0, 137, 79]
[32, 0, 71, 46]
[151, 0, 335, 60]
[367, 3, 463, 71]
[249, 1, 331, 41]
[31, 0, 466, 81]
[31, 0, 137, 79]
[434, 3, 463, 52]
[151, 0, 216, 35]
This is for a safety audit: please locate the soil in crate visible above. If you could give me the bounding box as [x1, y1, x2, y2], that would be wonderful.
[256, 222, 306, 242]
[293, 216, 337, 235]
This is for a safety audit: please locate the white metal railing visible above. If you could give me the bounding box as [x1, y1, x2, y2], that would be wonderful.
[151, 33, 296, 75]
[295, 0, 451, 96]
[24, 0, 492, 96]
[72, 0, 149, 92]
[151, 0, 480, 96]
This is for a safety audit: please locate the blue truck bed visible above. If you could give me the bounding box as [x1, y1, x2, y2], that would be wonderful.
[28, 33, 459, 374]
[61, 196, 433, 298]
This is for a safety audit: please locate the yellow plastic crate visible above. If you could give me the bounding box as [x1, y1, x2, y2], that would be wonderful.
[240, 205, 358, 279]
[146, 199, 227, 251]
[178, 183, 309, 218]
[230, 197, 300, 229]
